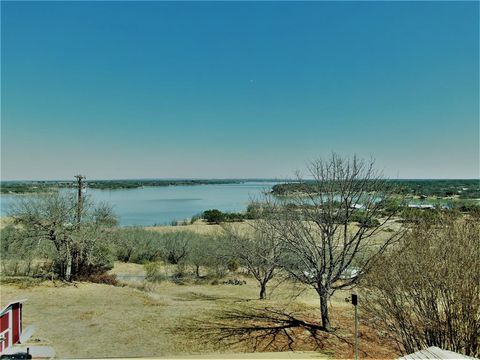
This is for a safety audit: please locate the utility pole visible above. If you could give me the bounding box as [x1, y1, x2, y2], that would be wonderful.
[75, 175, 86, 225]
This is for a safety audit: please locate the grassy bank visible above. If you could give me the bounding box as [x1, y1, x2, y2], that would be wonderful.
[1, 262, 398, 358]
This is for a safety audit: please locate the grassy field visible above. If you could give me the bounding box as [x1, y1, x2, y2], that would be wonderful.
[1, 217, 401, 358]
[145, 219, 252, 235]
[1, 261, 398, 359]
[146, 218, 402, 236]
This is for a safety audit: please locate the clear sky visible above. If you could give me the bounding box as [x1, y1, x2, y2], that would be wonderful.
[1, 1, 478, 180]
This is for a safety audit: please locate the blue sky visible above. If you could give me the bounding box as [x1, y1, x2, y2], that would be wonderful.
[1, 1, 478, 180]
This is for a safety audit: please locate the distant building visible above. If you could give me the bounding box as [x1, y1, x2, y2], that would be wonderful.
[303, 266, 361, 280]
[350, 204, 366, 210]
[408, 204, 435, 210]
[340, 267, 360, 280]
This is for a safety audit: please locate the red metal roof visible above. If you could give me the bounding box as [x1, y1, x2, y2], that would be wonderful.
[0, 299, 26, 317]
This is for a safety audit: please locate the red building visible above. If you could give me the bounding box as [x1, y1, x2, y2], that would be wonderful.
[0, 300, 26, 354]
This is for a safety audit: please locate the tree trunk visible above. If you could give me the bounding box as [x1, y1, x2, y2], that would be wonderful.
[259, 282, 267, 299]
[65, 252, 72, 282]
[195, 264, 200, 278]
[319, 290, 331, 329]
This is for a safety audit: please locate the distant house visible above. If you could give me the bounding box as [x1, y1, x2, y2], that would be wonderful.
[408, 204, 435, 210]
[0, 300, 25, 353]
[339, 267, 360, 280]
[303, 267, 361, 281]
[303, 269, 318, 280]
[350, 204, 366, 210]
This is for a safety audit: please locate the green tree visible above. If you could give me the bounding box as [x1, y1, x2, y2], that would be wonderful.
[203, 209, 225, 224]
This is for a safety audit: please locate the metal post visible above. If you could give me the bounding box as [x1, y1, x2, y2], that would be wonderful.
[354, 301, 358, 360]
[352, 294, 359, 360]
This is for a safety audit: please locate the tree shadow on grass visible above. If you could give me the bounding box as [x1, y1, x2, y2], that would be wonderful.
[181, 306, 358, 354]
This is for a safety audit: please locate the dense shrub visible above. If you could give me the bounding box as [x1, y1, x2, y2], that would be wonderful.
[227, 258, 240, 272]
[202, 209, 225, 224]
[1, 259, 52, 278]
[112, 227, 164, 263]
[362, 215, 480, 357]
[358, 216, 380, 228]
[399, 207, 452, 223]
[144, 261, 164, 282]
[1, 225, 55, 277]
[245, 202, 261, 219]
[202, 209, 249, 223]
[453, 201, 480, 213]
[223, 212, 245, 222]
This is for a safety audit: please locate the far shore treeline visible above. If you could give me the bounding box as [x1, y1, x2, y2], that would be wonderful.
[0, 178, 278, 194]
[271, 179, 480, 199]
[1, 178, 479, 199]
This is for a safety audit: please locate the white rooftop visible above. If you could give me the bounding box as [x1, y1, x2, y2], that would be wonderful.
[398, 346, 475, 360]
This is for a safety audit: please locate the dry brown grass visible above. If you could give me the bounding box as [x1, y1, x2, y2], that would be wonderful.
[1, 261, 399, 359]
[145, 220, 252, 235]
[109, 261, 146, 276]
[145, 219, 402, 247]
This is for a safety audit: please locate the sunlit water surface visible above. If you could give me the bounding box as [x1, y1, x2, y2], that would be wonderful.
[0, 182, 278, 226]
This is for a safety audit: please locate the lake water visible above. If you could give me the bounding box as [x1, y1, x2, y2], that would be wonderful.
[0, 182, 277, 226]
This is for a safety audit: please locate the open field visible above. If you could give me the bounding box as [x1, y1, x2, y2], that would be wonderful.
[1, 262, 398, 359]
[146, 220, 229, 235]
[145, 219, 404, 250]
[145, 220, 251, 235]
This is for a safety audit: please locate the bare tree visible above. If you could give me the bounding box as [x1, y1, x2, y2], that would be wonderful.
[224, 224, 282, 299]
[9, 191, 117, 281]
[261, 153, 404, 329]
[186, 233, 227, 277]
[361, 214, 480, 357]
[162, 232, 191, 265]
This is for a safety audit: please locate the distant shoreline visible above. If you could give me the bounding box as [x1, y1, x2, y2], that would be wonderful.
[0, 179, 282, 194]
[271, 179, 480, 200]
[1, 179, 479, 201]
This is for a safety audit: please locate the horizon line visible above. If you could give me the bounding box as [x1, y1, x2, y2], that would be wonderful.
[1, 177, 479, 182]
